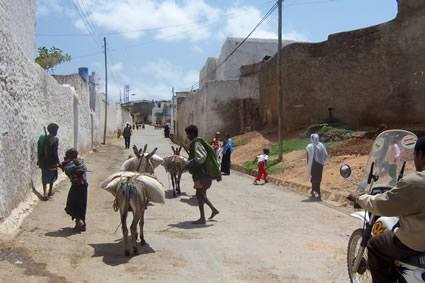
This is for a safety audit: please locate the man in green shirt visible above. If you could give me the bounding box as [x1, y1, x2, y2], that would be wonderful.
[348, 136, 425, 282]
[184, 125, 221, 224]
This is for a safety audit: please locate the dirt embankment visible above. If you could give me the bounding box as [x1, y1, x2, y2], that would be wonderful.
[231, 129, 416, 196]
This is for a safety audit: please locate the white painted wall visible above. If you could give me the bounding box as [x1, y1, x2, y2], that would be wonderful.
[216, 38, 283, 81]
[177, 74, 260, 142]
[0, 1, 130, 220]
[177, 37, 278, 142]
[5, 0, 35, 61]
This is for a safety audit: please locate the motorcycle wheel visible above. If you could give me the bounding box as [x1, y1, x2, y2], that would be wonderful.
[347, 228, 372, 283]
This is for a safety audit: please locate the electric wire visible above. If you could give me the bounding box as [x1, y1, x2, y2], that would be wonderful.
[37, 0, 278, 38]
[71, 0, 102, 48]
[185, 1, 279, 92]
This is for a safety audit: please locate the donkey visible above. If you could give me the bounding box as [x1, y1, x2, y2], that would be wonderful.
[115, 175, 148, 256]
[162, 146, 188, 197]
[120, 145, 158, 174]
[103, 173, 164, 257]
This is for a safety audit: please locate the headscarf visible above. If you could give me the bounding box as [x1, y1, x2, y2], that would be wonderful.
[305, 134, 328, 179]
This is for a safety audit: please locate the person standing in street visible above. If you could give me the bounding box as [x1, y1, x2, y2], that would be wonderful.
[61, 148, 88, 232]
[305, 133, 328, 200]
[123, 123, 132, 149]
[37, 123, 60, 200]
[221, 134, 234, 175]
[184, 125, 221, 224]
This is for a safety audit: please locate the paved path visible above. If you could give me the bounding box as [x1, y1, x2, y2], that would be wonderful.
[0, 126, 358, 282]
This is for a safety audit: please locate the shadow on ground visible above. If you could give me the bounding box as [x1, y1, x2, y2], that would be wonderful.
[45, 227, 78, 238]
[89, 239, 155, 266]
[301, 196, 322, 203]
[179, 195, 197, 206]
[165, 190, 188, 199]
[168, 221, 213, 229]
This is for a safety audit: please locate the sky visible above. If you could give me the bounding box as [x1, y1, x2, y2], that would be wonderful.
[35, 0, 398, 102]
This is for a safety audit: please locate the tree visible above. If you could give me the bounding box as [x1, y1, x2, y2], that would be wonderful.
[35, 46, 71, 71]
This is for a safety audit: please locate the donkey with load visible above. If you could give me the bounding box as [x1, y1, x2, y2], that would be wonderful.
[101, 145, 165, 256]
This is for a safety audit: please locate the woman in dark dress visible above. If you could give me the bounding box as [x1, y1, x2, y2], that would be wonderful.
[220, 134, 234, 175]
[61, 149, 88, 232]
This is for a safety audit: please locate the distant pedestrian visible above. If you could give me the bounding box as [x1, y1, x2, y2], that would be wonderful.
[184, 125, 221, 224]
[123, 123, 132, 149]
[164, 124, 170, 138]
[253, 149, 270, 185]
[37, 123, 60, 200]
[306, 134, 328, 200]
[61, 148, 88, 232]
[211, 132, 223, 166]
[221, 134, 234, 175]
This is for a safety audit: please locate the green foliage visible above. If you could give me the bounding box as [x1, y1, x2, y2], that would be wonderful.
[35, 46, 71, 70]
[268, 138, 311, 156]
[316, 125, 354, 136]
[303, 124, 354, 140]
[233, 139, 250, 146]
[268, 138, 350, 156]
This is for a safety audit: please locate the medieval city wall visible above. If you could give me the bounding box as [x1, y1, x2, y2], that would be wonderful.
[258, 0, 425, 131]
[176, 73, 261, 143]
[5, 0, 35, 61]
[0, 1, 129, 220]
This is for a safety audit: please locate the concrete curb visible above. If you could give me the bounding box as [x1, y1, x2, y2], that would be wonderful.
[231, 164, 350, 207]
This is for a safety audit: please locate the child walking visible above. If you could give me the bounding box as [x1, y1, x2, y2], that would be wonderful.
[61, 148, 88, 232]
[253, 149, 270, 185]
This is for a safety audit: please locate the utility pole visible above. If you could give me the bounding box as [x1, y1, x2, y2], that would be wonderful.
[103, 37, 108, 144]
[277, 0, 283, 161]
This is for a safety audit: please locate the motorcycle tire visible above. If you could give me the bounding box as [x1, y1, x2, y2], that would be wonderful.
[347, 228, 372, 283]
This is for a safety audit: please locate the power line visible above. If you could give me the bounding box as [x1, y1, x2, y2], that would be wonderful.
[71, 0, 102, 48]
[37, 1, 278, 38]
[185, 1, 279, 92]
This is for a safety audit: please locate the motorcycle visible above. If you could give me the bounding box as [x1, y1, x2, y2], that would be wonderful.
[340, 129, 425, 283]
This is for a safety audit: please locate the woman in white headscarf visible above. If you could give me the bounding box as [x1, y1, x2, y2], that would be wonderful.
[306, 133, 328, 199]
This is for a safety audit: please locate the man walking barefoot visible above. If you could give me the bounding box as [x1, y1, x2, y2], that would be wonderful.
[184, 125, 221, 224]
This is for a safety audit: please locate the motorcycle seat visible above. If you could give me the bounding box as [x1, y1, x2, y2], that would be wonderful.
[401, 251, 425, 268]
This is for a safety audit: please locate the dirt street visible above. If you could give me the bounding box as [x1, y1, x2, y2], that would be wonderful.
[0, 126, 359, 282]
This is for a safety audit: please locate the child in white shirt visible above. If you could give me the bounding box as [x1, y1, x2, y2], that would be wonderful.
[253, 149, 270, 185]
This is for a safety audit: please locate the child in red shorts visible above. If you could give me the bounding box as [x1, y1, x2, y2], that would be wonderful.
[253, 149, 270, 185]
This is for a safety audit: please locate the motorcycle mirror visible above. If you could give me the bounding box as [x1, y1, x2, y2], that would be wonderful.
[340, 164, 352, 178]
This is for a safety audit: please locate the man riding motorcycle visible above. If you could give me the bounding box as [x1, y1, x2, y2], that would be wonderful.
[348, 136, 425, 283]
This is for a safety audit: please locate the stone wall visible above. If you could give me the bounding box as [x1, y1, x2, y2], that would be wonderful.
[258, 0, 425, 131]
[176, 73, 262, 143]
[0, 1, 129, 220]
[5, 0, 35, 61]
[215, 38, 282, 81]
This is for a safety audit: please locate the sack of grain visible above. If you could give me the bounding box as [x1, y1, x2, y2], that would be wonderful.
[136, 175, 165, 204]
